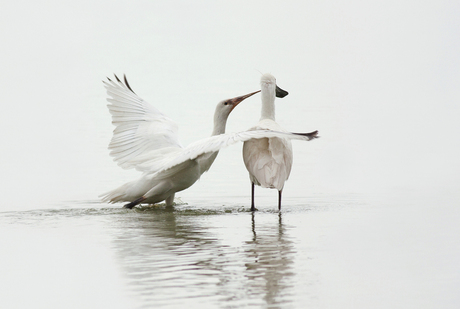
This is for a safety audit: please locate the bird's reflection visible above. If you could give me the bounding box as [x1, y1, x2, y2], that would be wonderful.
[109, 207, 295, 307]
[243, 212, 295, 306]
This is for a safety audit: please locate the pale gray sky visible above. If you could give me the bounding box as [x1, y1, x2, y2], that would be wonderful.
[0, 0, 459, 210]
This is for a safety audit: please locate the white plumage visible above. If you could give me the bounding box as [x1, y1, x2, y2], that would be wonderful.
[100, 75, 318, 209]
[243, 73, 317, 210]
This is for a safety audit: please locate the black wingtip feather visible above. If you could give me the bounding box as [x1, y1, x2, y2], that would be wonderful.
[108, 74, 136, 94]
[293, 130, 319, 140]
[123, 74, 136, 94]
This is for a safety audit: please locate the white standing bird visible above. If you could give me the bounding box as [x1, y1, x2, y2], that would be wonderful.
[243, 73, 317, 211]
[100, 75, 318, 209]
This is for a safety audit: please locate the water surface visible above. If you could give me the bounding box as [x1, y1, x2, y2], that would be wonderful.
[0, 196, 346, 308]
[1, 193, 457, 309]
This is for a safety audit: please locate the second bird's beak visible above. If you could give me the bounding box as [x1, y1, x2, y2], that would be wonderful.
[229, 90, 261, 111]
[275, 85, 289, 98]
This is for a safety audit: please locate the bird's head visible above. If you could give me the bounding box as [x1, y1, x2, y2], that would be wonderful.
[212, 90, 260, 135]
[260, 73, 289, 98]
[216, 90, 261, 117]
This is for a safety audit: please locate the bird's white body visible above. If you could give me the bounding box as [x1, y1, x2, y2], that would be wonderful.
[100, 76, 317, 208]
[103, 158, 202, 205]
[243, 119, 293, 191]
[242, 73, 295, 209]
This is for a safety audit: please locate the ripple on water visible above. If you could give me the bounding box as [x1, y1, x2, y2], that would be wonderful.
[0, 195, 357, 308]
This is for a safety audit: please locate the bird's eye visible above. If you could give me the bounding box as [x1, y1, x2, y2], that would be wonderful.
[224, 102, 228, 105]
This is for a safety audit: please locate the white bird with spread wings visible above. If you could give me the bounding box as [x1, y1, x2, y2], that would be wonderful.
[100, 75, 318, 209]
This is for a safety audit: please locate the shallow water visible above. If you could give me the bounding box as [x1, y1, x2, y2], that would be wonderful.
[1, 193, 458, 309]
[0, 196, 343, 309]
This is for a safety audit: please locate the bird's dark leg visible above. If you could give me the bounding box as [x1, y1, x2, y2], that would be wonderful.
[123, 196, 146, 209]
[278, 190, 283, 211]
[250, 182, 256, 211]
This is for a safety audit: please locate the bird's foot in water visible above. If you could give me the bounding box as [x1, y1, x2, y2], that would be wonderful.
[123, 196, 146, 209]
[164, 204, 176, 212]
[123, 202, 137, 209]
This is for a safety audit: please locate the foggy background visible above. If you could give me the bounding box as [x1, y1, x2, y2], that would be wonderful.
[1, 1, 459, 308]
[1, 1, 459, 209]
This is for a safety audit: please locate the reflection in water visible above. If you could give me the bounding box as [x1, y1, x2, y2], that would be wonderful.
[110, 210, 222, 307]
[110, 208, 296, 308]
[244, 212, 295, 307]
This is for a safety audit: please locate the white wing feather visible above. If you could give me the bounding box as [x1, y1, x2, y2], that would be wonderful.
[146, 130, 318, 178]
[104, 77, 183, 172]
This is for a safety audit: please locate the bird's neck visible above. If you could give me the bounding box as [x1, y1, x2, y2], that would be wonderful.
[260, 91, 276, 121]
[199, 110, 226, 173]
[212, 113, 228, 136]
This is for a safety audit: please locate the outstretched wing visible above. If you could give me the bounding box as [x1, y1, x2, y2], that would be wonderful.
[145, 129, 318, 177]
[104, 75, 183, 172]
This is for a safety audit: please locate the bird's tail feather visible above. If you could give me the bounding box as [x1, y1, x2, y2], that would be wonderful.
[99, 183, 133, 203]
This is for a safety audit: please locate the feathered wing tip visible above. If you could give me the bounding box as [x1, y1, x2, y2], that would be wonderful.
[104, 74, 136, 94]
[123, 74, 135, 94]
[293, 130, 319, 140]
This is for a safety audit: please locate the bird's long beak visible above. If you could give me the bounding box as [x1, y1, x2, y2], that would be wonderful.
[229, 90, 261, 111]
[275, 85, 289, 98]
